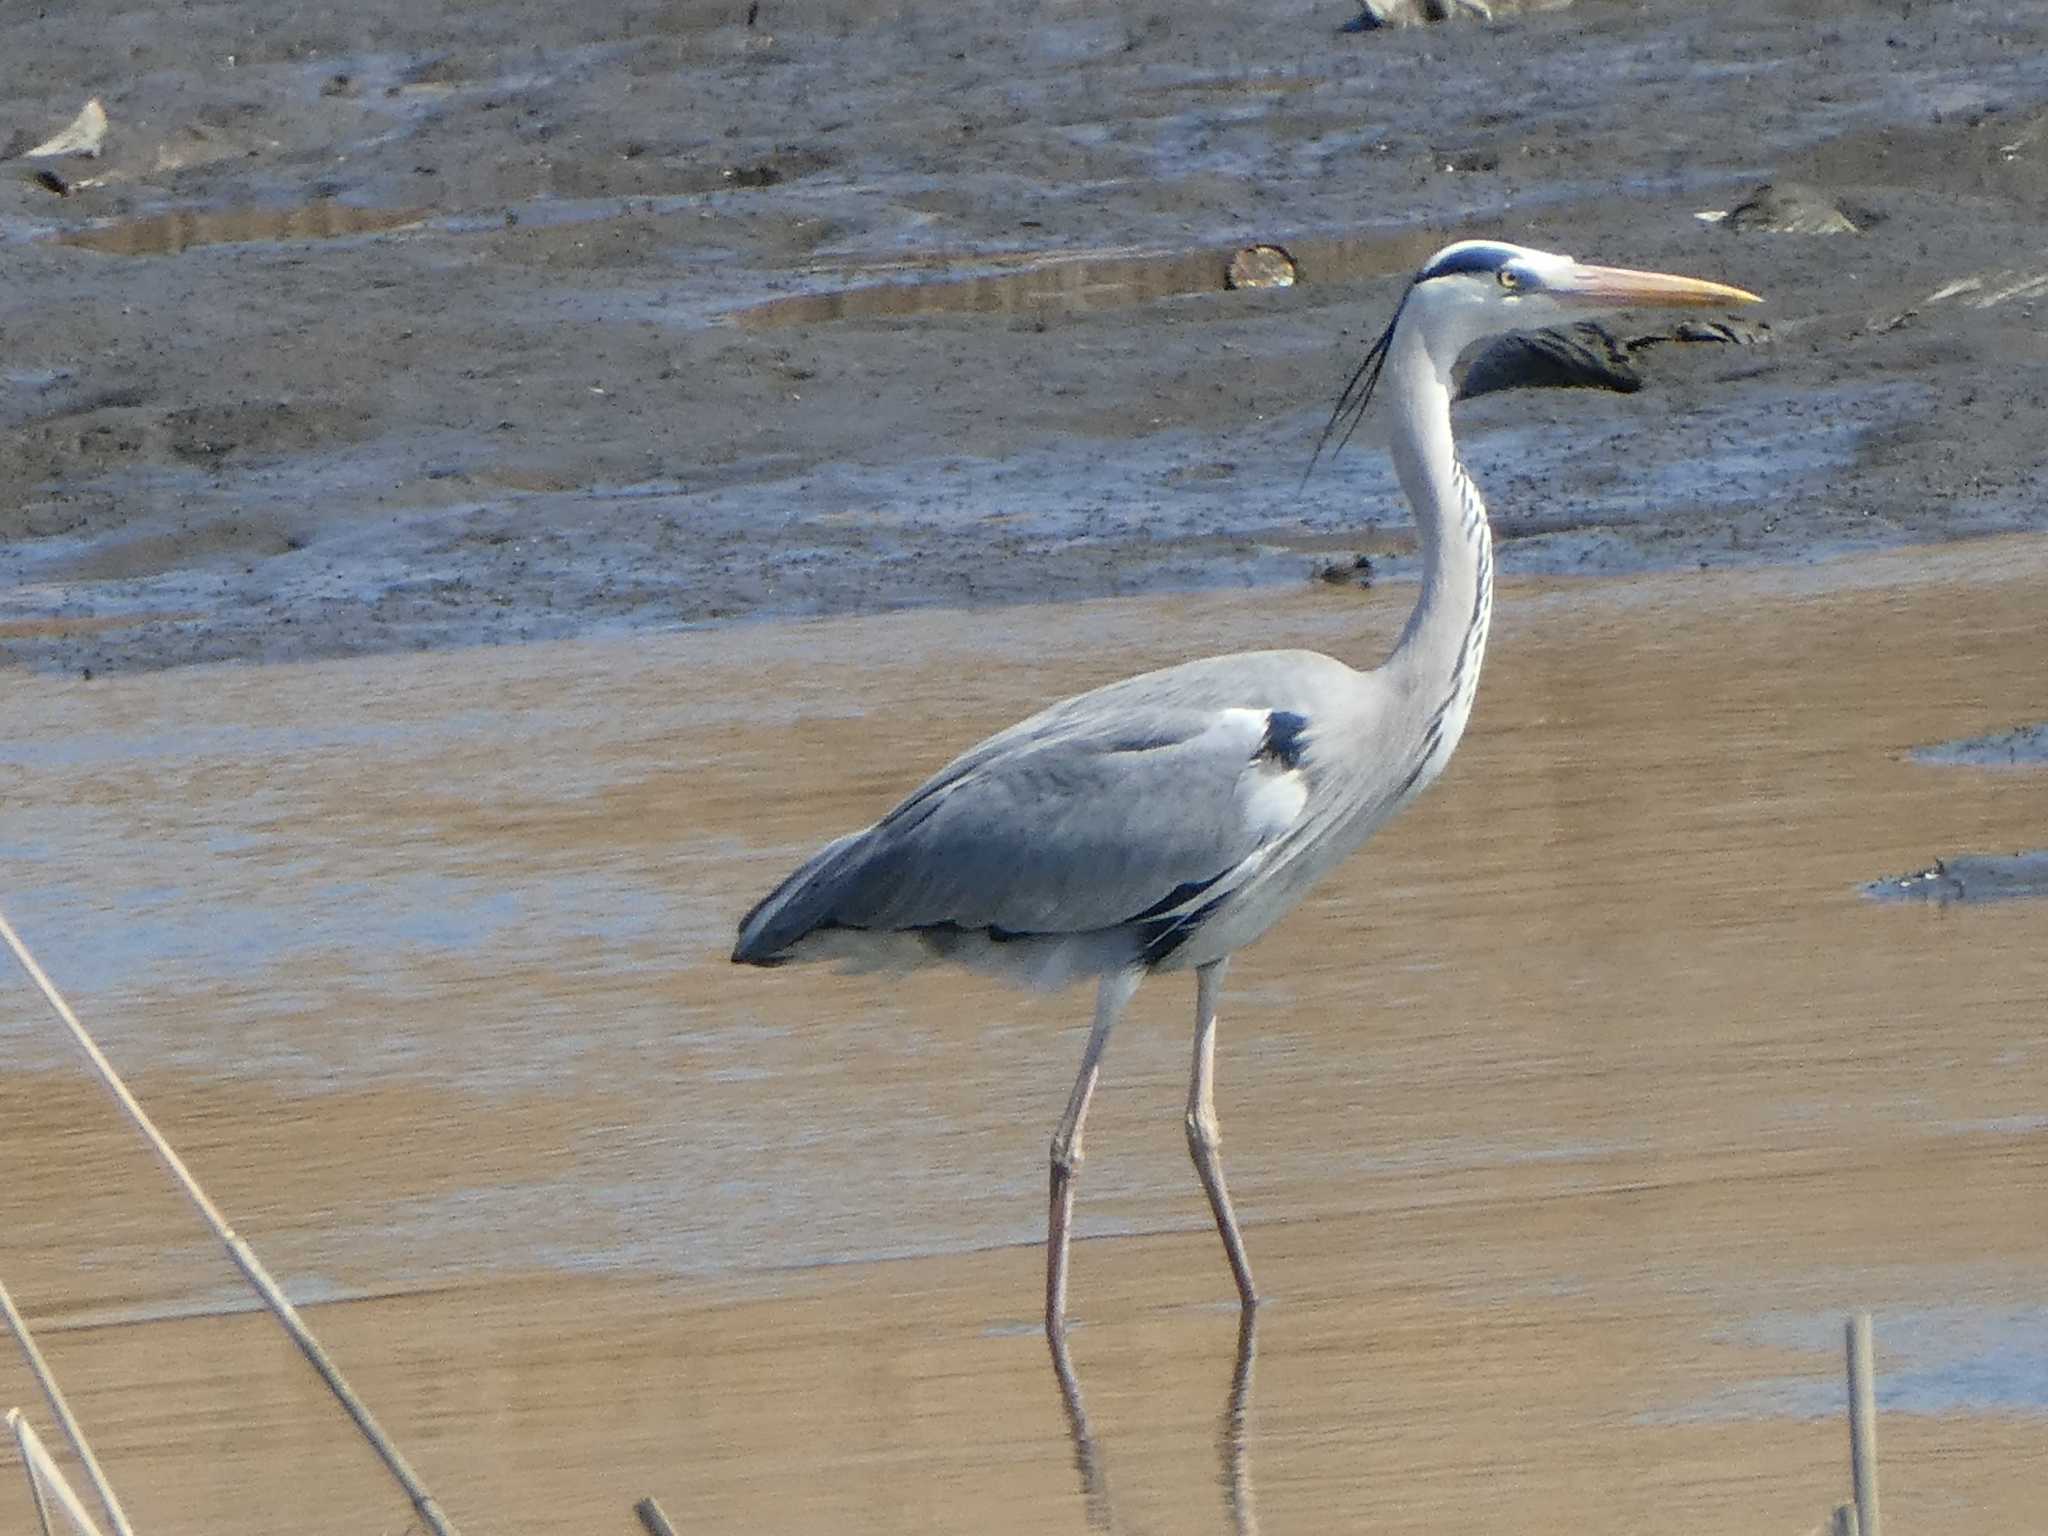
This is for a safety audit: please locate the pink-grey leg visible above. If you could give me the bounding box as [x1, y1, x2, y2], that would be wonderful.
[1187, 958, 1258, 1310]
[1046, 968, 1142, 1340]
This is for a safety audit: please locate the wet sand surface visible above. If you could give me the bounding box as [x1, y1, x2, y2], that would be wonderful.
[5, 537, 2047, 1532]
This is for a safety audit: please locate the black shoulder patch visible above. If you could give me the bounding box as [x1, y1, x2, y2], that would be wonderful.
[1258, 710, 1310, 770]
[1416, 242, 1518, 282]
[1129, 869, 1228, 924]
[1137, 891, 1232, 965]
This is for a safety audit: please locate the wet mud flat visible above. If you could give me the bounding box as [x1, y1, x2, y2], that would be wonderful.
[3, 538, 2046, 1533]
[3, 0, 2048, 670]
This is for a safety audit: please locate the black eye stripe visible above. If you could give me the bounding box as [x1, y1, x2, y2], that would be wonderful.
[1415, 242, 1522, 282]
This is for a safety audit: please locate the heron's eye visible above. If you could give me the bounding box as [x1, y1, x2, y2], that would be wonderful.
[1497, 268, 1521, 291]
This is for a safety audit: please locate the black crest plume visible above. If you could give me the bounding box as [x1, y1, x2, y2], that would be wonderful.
[1301, 289, 1409, 486]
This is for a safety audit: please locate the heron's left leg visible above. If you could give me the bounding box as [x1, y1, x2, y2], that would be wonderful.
[1046, 967, 1143, 1340]
[1187, 958, 1258, 1310]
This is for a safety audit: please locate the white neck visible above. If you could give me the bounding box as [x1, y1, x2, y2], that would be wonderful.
[1378, 320, 1496, 756]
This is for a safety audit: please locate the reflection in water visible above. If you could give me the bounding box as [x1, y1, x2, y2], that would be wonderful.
[1221, 1310, 1260, 1536]
[730, 228, 1443, 328]
[57, 201, 428, 256]
[1048, 1310, 1261, 1536]
[1048, 1325, 1116, 1532]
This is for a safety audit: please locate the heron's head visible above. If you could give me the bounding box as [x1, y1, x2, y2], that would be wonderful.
[1402, 239, 1760, 359]
[1311, 239, 1761, 470]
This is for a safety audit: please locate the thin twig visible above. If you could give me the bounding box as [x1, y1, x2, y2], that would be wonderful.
[0, 1284, 131, 1536]
[8, 1408, 108, 1536]
[9, 1407, 59, 1536]
[1846, 1313, 1881, 1536]
[0, 904, 462, 1536]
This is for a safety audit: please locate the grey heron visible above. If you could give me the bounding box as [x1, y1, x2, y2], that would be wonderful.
[733, 238, 1761, 1338]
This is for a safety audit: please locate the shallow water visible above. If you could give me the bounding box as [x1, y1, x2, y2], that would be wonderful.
[1864, 852, 2048, 905]
[55, 202, 429, 257]
[728, 228, 1443, 328]
[1915, 723, 2048, 770]
[4, 536, 2047, 1533]
[1670, 1305, 2048, 1422]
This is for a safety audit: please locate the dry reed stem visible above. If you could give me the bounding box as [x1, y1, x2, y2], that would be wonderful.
[0, 905, 463, 1536]
[0, 1283, 131, 1536]
[8, 1408, 108, 1536]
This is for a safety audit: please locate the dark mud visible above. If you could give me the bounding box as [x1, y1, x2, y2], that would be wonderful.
[4, 0, 2048, 671]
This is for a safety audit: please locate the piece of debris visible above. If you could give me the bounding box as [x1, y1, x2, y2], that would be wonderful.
[1704, 182, 1860, 235]
[1657, 316, 1773, 346]
[29, 167, 71, 196]
[24, 98, 107, 160]
[1225, 244, 1298, 290]
[1458, 311, 1770, 401]
[1457, 321, 1639, 399]
[1872, 266, 2048, 332]
[1344, 0, 1572, 29]
[1998, 122, 2045, 162]
[1316, 554, 1375, 587]
[1924, 269, 2048, 309]
[1620, 315, 1774, 358]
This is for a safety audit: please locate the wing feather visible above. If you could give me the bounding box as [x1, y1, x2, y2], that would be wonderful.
[734, 701, 1315, 958]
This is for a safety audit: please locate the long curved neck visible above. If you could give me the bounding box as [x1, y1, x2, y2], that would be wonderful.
[1378, 324, 1495, 731]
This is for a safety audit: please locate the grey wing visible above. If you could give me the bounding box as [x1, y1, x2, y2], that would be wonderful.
[732, 702, 1313, 962]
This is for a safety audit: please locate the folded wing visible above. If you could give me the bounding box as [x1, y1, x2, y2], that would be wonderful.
[733, 703, 1313, 964]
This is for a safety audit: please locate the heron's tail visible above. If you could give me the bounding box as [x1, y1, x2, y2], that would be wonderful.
[731, 830, 865, 965]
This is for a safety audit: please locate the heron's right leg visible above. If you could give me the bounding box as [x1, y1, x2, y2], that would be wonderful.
[1187, 958, 1258, 1310]
[1046, 967, 1143, 1341]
